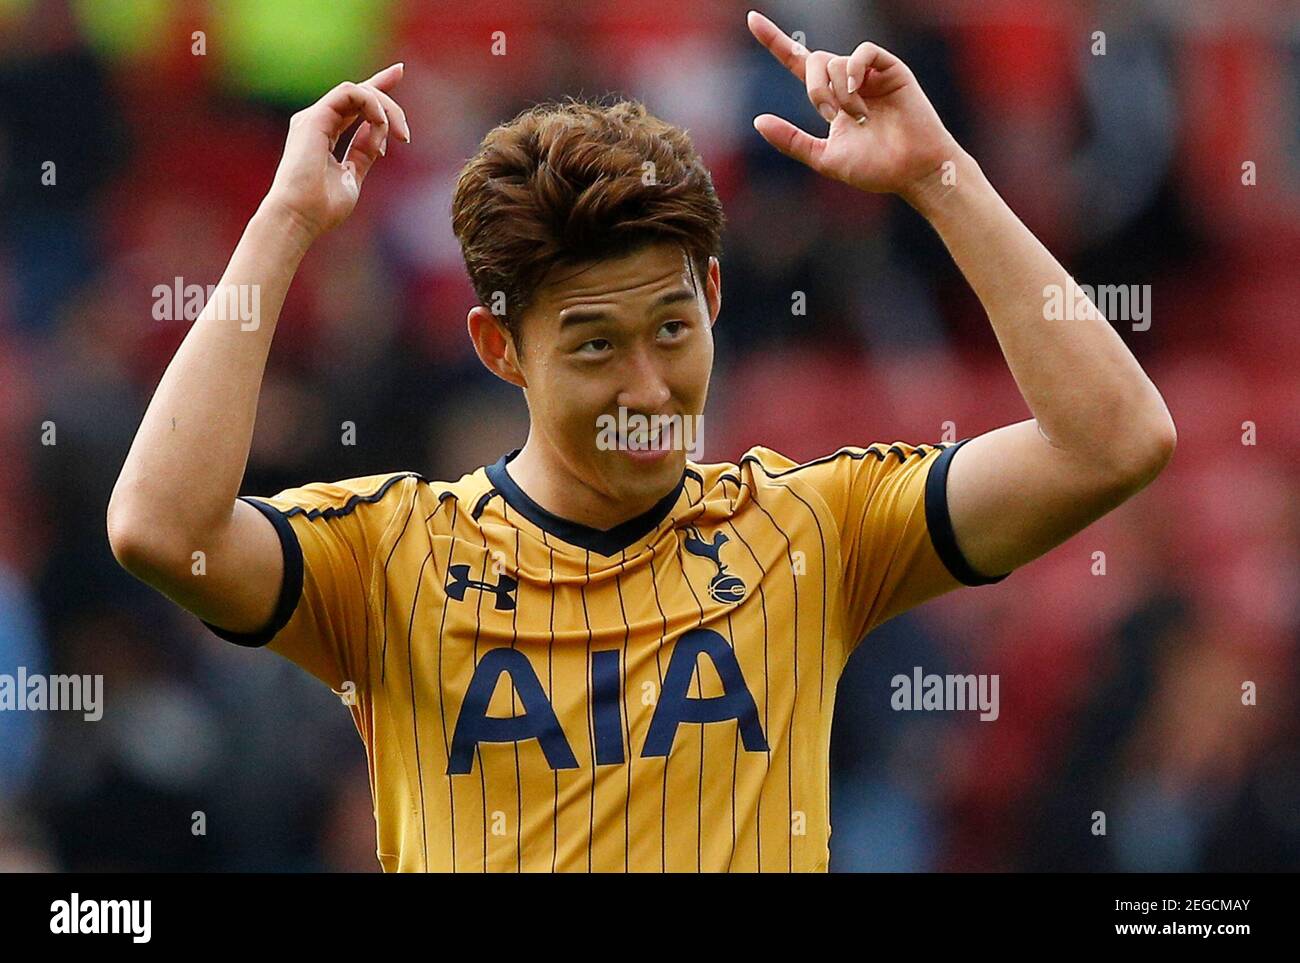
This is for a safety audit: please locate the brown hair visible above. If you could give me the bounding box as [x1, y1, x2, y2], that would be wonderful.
[451, 97, 725, 352]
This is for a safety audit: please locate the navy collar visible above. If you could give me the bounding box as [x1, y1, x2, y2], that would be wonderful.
[485, 448, 687, 556]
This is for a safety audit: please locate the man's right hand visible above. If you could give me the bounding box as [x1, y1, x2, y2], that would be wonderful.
[261, 61, 412, 241]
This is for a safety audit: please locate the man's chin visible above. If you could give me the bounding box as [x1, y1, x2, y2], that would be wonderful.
[603, 447, 686, 502]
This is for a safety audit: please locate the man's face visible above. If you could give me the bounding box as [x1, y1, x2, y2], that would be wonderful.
[495, 242, 720, 516]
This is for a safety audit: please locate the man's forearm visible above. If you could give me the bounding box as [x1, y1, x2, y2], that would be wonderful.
[904, 151, 1175, 474]
[108, 203, 314, 549]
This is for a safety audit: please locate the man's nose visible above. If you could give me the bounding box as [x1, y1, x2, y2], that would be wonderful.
[616, 348, 671, 413]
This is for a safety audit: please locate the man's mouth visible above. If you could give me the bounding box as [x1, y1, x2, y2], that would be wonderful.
[594, 410, 700, 464]
[616, 419, 677, 462]
[621, 422, 667, 449]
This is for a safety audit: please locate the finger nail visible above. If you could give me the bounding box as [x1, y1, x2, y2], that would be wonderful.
[847, 75, 858, 93]
[819, 103, 837, 123]
[380, 136, 387, 156]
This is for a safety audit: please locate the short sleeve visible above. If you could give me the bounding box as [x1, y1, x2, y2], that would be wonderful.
[792, 438, 1011, 647]
[200, 472, 419, 691]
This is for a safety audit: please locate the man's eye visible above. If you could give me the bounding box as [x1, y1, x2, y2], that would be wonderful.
[577, 338, 612, 355]
[658, 320, 688, 339]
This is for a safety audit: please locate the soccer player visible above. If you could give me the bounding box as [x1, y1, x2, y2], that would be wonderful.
[107, 12, 1176, 872]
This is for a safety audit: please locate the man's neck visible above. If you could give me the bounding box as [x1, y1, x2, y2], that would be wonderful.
[506, 441, 671, 532]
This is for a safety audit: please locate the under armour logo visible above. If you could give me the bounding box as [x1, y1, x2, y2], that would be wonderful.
[445, 563, 517, 610]
[683, 525, 747, 604]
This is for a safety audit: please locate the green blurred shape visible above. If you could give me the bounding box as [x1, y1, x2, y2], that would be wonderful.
[217, 0, 393, 106]
[0, 0, 33, 22]
[72, 0, 170, 61]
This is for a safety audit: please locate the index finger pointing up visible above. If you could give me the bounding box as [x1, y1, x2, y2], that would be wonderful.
[362, 61, 405, 93]
[747, 10, 808, 82]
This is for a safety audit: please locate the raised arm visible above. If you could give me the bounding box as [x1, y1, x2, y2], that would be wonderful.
[747, 10, 1175, 578]
[899, 153, 1175, 577]
[107, 62, 411, 633]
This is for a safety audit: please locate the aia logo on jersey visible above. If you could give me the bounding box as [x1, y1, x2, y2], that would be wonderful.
[447, 629, 769, 774]
[683, 525, 747, 604]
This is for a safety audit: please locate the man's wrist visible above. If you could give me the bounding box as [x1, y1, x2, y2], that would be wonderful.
[899, 148, 987, 225]
[249, 198, 320, 260]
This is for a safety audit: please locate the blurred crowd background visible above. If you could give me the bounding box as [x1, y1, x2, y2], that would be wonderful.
[1, 0, 1297, 872]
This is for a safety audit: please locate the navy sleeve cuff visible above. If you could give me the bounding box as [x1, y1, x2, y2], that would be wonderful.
[924, 438, 1011, 587]
[200, 496, 304, 648]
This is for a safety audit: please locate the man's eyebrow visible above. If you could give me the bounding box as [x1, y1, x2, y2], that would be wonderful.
[558, 288, 698, 329]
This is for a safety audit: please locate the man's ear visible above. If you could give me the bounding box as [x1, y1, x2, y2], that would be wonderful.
[467, 306, 527, 388]
[706, 256, 721, 328]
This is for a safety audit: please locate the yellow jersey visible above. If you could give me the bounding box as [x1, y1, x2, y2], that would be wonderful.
[203, 439, 1008, 871]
